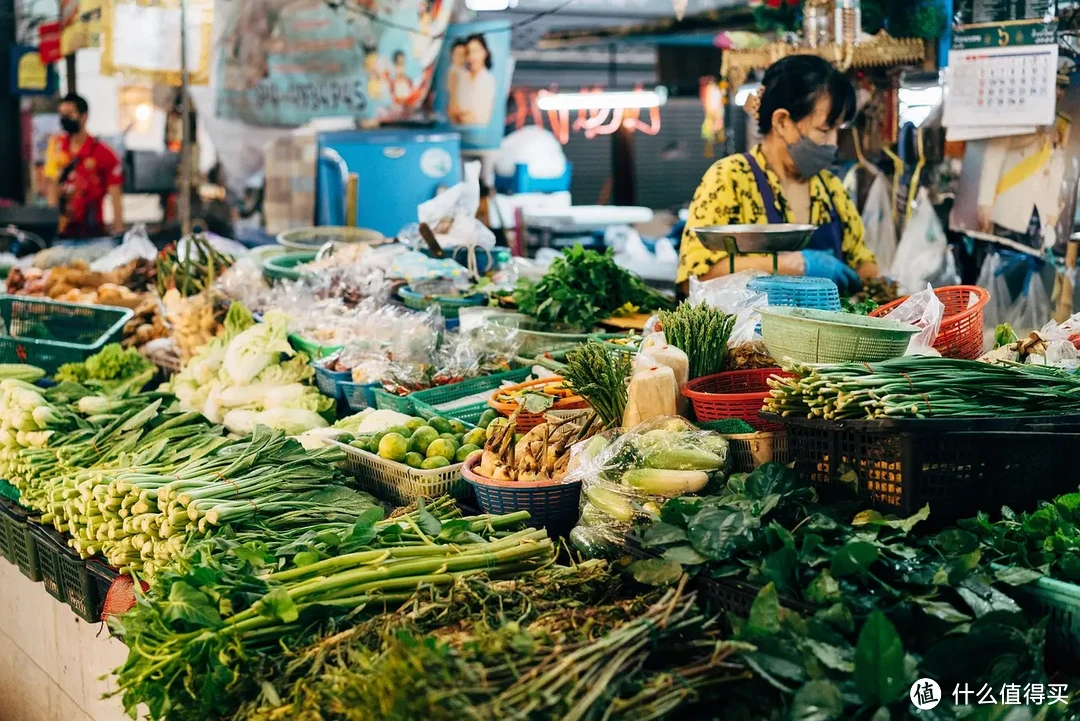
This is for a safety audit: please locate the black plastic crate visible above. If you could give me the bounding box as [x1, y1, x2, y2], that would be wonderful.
[1, 501, 39, 581]
[0, 504, 12, 563]
[30, 524, 67, 602]
[697, 577, 814, 618]
[772, 413, 1080, 525]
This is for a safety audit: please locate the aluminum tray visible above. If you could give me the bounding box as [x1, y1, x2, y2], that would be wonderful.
[692, 224, 817, 254]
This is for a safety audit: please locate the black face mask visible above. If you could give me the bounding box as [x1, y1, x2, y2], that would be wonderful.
[60, 117, 82, 134]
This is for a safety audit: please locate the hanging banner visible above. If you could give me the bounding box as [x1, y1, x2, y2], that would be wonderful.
[431, 20, 513, 150]
[10, 46, 58, 96]
[61, 0, 103, 55]
[99, 0, 213, 85]
[212, 0, 452, 127]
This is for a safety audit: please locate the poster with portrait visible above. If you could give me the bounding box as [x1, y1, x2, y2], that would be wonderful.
[431, 20, 512, 150]
[951, 67, 1080, 255]
[212, 0, 452, 127]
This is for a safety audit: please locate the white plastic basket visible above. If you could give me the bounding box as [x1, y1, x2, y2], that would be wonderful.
[721, 431, 791, 473]
[330, 440, 470, 505]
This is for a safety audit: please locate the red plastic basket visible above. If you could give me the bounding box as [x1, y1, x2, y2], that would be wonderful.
[869, 285, 989, 360]
[461, 454, 581, 536]
[682, 368, 791, 431]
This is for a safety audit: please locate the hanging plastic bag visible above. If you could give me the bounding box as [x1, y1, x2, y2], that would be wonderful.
[402, 160, 496, 253]
[90, 224, 157, 272]
[566, 417, 731, 559]
[687, 271, 769, 344]
[862, 173, 898, 273]
[890, 188, 956, 294]
[1007, 258, 1052, 335]
[883, 283, 945, 356]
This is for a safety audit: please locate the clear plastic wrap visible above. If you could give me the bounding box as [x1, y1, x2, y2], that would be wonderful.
[90, 224, 157, 272]
[882, 283, 945, 356]
[566, 416, 731, 559]
[688, 271, 769, 345]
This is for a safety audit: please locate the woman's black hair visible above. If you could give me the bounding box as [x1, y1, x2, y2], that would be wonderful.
[465, 34, 493, 70]
[393, 50, 405, 63]
[451, 39, 467, 51]
[757, 55, 856, 135]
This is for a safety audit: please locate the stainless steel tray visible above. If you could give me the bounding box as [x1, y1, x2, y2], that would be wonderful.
[692, 224, 817, 254]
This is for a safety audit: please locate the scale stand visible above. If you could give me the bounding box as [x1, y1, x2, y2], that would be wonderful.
[691, 224, 817, 275]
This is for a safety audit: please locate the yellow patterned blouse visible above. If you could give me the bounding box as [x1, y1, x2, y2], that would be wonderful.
[677, 145, 875, 284]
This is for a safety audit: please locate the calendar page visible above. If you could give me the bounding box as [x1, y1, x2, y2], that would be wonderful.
[944, 44, 1058, 128]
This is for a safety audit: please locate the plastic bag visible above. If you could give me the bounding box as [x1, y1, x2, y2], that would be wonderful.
[90, 224, 157, 272]
[976, 251, 1012, 334]
[407, 160, 496, 252]
[883, 283, 945, 356]
[1008, 259, 1053, 336]
[1035, 318, 1080, 369]
[688, 272, 769, 345]
[566, 417, 731, 558]
[862, 173, 898, 273]
[890, 188, 955, 294]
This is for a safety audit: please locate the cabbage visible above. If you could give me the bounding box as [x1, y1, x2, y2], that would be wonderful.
[222, 409, 261, 435]
[254, 354, 313, 386]
[223, 310, 294, 386]
[224, 408, 327, 436]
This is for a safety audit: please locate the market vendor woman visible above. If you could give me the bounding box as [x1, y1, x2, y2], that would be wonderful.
[679, 56, 878, 291]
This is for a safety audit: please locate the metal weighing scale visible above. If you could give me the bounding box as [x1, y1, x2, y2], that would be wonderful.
[276, 227, 388, 262]
[692, 224, 817, 274]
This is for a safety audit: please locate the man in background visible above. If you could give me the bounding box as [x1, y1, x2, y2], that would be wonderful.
[44, 93, 124, 239]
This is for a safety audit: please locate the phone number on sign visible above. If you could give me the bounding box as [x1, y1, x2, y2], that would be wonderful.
[253, 80, 368, 112]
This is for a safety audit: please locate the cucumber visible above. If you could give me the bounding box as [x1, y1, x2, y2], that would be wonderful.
[642, 446, 723, 471]
[570, 526, 619, 559]
[585, 486, 635, 523]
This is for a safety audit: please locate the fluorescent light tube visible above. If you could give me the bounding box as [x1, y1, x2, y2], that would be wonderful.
[536, 87, 668, 111]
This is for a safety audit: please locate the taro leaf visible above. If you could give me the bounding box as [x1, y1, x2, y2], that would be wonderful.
[854, 611, 907, 706]
[688, 506, 747, 560]
[830, 541, 878, 578]
[522, 392, 556, 414]
[416, 498, 442, 537]
[659, 497, 702, 528]
[437, 519, 484, 544]
[748, 582, 781, 633]
[993, 566, 1043, 586]
[935, 529, 979, 556]
[161, 581, 224, 630]
[957, 577, 1020, 617]
[792, 679, 845, 721]
[916, 599, 973, 624]
[807, 570, 843, 604]
[745, 463, 801, 500]
[348, 506, 386, 546]
[642, 521, 689, 547]
[662, 544, 708, 566]
[255, 587, 299, 624]
[629, 557, 683, 586]
[291, 551, 320, 567]
[805, 639, 855, 673]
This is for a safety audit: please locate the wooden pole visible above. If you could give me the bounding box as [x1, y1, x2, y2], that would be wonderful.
[178, 0, 192, 235]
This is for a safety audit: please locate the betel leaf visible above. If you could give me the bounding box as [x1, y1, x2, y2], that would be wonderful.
[521, 392, 556, 414]
[161, 581, 224, 630]
[792, 680, 845, 721]
[662, 544, 708, 565]
[830, 541, 878, 578]
[993, 566, 1043, 586]
[659, 497, 702, 528]
[688, 506, 748, 560]
[854, 611, 907, 706]
[851, 504, 930, 534]
[641, 521, 689, 547]
[629, 557, 683, 586]
[935, 529, 980, 556]
[255, 587, 299, 624]
[745, 462, 801, 500]
[916, 599, 973, 624]
[763, 546, 798, 589]
[957, 577, 1020, 617]
[807, 570, 842, 604]
[748, 582, 781, 633]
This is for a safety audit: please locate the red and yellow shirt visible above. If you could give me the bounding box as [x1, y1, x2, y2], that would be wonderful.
[43, 135, 123, 238]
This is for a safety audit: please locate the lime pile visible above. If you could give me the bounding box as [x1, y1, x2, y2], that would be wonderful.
[348, 414, 485, 470]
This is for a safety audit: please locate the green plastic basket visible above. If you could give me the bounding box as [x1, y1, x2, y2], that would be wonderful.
[411, 368, 532, 426]
[398, 285, 486, 320]
[488, 314, 593, 356]
[263, 252, 317, 282]
[0, 296, 133, 373]
[759, 306, 918, 364]
[0, 479, 20, 503]
[373, 389, 415, 415]
[1008, 575, 1080, 664]
[288, 333, 343, 361]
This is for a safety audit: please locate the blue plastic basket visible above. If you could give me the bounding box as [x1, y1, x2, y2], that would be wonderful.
[313, 363, 351, 400]
[747, 276, 841, 312]
[340, 381, 382, 414]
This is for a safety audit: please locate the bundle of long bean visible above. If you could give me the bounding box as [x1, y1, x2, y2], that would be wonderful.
[110, 505, 556, 721]
[765, 357, 1080, 420]
[657, 302, 736, 379]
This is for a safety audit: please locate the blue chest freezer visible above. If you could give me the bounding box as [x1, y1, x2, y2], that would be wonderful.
[317, 130, 462, 237]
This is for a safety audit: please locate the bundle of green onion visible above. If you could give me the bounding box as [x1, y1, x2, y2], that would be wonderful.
[764, 357, 1080, 420]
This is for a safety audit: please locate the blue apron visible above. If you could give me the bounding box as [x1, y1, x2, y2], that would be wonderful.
[744, 152, 845, 261]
